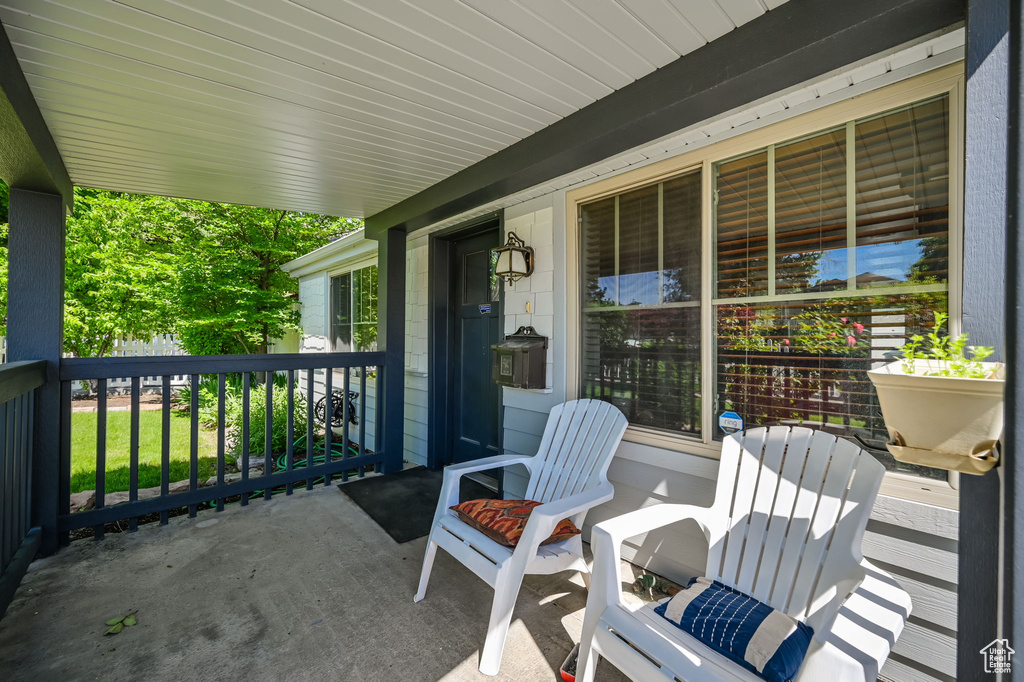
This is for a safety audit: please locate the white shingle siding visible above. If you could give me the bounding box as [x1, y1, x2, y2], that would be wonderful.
[298, 274, 328, 352]
[503, 206, 556, 390]
[404, 236, 430, 465]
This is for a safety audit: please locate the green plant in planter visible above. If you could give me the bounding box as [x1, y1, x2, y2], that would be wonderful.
[900, 312, 996, 378]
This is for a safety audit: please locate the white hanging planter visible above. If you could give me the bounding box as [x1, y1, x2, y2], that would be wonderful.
[867, 359, 1004, 475]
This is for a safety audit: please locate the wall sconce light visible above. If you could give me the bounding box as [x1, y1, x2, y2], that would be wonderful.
[492, 231, 534, 285]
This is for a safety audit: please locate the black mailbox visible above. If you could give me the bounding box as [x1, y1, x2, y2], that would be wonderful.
[491, 326, 547, 389]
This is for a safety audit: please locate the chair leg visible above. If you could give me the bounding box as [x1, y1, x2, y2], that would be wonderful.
[575, 643, 599, 682]
[479, 571, 524, 676]
[414, 538, 438, 603]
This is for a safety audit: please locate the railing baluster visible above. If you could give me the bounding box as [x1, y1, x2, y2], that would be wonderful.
[49, 353, 387, 536]
[376, 365, 385, 474]
[265, 372, 273, 501]
[324, 368, 334, 487]
[342, 368, 350, 483]
[8, 398, 18, 565]
[95, 379, 107, 540]
[1, 402, 10, 566]
[305, 370, 314, 491]
[14, 395, 21, 556]
[129, 377, 140, 532]
[286, 370, 294, 496]
[58, 381, 70, 545]
[12, 395, 22, 549]
[216, 374, 226, 512]
[359, 367, 367, 477]
[9, 395, 18, 561]
[19, 394, 29, 540]
[160, 375, 170, 525]
[241, 372, 250, 506]
[189, 373, 199, 517]
[14, 395, 22, 555]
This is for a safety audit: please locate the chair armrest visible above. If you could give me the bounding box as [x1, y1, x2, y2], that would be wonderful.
[587, 503, 715, 612]
[593, 503, 715, 546]
[515, 484, 615, 550]
[442, 453, 537, 477]
[798, 560, 912, 681]
[435, 454, 537, 517]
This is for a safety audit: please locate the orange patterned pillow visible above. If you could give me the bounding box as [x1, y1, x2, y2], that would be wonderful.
[450, 499, 581, 547]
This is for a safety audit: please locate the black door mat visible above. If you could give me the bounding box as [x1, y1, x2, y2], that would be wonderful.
[338, 466, 497, 543]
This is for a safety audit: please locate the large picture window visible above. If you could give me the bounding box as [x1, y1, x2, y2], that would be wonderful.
[331, 265, 378, 352]
[577, 89, 954, 481]
[715, 96, 950, 479]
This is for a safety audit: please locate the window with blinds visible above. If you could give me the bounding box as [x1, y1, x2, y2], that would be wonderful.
[331, 265, 378, 353]
[713, 95, 950, 479]
[580, 170, 702, 435]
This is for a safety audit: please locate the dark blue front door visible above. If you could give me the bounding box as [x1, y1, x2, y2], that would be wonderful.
[451, 230, 502, 464]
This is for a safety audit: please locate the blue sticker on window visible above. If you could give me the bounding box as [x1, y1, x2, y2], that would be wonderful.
[479, 304, 492, 314]
[718, 411, 744, 434]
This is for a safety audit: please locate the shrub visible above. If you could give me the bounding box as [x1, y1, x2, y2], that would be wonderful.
[178, 373, 309, 464]
[224, 378, 308, 463]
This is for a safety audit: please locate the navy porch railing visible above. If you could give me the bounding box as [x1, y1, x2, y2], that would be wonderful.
[58, 352, 388, 542]
[0, 360, 47, 617]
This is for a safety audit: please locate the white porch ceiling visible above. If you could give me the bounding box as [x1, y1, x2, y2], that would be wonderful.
[0, 0, 787, 218]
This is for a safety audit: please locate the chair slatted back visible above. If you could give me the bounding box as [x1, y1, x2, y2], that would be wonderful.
[707, 427, 884, 625]
[525, 400, 628, 504]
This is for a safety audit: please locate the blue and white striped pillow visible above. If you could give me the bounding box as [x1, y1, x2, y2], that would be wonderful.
[654, 577, 813, 682]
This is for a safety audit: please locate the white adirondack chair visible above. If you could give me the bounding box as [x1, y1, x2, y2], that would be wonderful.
[415, 399, 628, 676]
[577, 426, 912, 682]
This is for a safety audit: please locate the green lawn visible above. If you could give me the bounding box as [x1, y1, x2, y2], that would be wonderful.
[71, 410, 218, 494]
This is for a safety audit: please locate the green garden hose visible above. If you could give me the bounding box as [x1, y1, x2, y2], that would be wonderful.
[213, 434, 367, 503]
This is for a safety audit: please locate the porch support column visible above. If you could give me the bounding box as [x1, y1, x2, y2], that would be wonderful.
[1005, 0, 1024, 662]
[961, 0, 1010, 676]
[377, 227, 406, 474]
[7, 188, 65, 556]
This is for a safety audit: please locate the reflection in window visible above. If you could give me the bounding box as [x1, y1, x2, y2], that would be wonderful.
[580, 170, 702, 435]
[774, 129, 847, 294]
[715, 293, 948, 480]
[583, 307, 701, 435]
[716, 151, 768, 298]
[712, 94, 951, 479]
[855, 98, 949, 287]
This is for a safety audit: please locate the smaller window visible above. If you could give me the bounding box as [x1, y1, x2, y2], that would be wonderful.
[579, 169, 703, 436]
[331, 265, 378, 352]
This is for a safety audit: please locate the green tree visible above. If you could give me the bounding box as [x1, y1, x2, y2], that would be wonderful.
[62, 190, 175, 358]
[165, 201, 359, 355]
[0, 179, 360, 357]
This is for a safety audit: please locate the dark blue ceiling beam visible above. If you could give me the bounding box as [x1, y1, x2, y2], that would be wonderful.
[0, 19, 72, 208]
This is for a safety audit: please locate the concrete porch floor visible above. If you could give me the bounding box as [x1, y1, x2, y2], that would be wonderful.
[0, 484, 631, 681]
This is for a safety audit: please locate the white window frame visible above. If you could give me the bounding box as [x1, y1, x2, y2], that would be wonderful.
[565, 64, 964, 508]
[328, 259, 379, 354]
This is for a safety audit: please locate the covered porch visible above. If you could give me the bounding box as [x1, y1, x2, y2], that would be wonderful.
[0, 0, 1022, 680]
[0, 483, 627, 681]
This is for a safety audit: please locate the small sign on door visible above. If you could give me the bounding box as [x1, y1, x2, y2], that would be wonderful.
[478, 304, 492, 314]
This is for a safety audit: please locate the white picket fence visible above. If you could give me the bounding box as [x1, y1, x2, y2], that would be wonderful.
[0, 334, 190, 392]
[106, 336, 189, 390]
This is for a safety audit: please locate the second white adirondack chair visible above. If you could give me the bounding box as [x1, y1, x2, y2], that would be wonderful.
[414, 399, 628, 676]
[576, 426, 912, 682]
